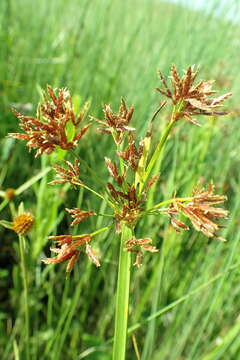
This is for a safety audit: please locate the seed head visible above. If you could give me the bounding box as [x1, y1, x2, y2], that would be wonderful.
[65, 208, 96, 226]
[12, 213, 34, 235]
[124, 237, 158, 267]
[49, 159, 81, 186]
[167, 184, 228, 240]
[42, 234, 100, 272]
[157, 65, 232, 125]
[91, 98, 135, 143]
[9, 86, 90, 156]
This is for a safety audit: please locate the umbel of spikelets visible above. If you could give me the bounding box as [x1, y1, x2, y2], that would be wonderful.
[157, 65, 232, 125]
[9, 86, 90, 156]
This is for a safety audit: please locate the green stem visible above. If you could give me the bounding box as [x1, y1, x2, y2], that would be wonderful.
[150, 196, 193, 211]
[113, 224, 132, 360]
[90, 226, 111, 237]
[19, 235, 30, 360]
[140, 120, 175, 194]
[69, 149, 106, 187]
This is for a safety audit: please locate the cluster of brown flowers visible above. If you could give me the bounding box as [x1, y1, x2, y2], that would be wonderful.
[105, 140, 144, 229]
[7, 64, 231, 273]
[91, 98, 135, 144]
[66, 208, 96, 226]
[42, 234, 100, 273]
[9, 86, 90, 156]
[117, 134, 144, 171]
[124, 237, 158, 267]
[167, 184, 228, 240]
[157, 65, 232, 125]
[48, 159, 81, 186]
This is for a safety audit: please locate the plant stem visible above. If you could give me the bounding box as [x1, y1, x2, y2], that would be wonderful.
[19, 235, 30, 360]
[69, 149, 106, 187]
[140, 120, 175, 194]
[113, 224, 132, 360]
[150, 196, 193, 210]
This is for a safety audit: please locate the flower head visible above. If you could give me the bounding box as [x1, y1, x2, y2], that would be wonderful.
[5, 188, 16, 200]
[157, 65, 232, 125]
[49, 159, 81, 186]
[12, 213, 34, 235]
[91, 98, 135, 143]
[167, 184, 228, 240]
[42, 234, 100, 273]
[65, 208, 96, 226]
[124, 237, 158, 267]
[117, 134, 144, 171]
[9, 86, 90, 156]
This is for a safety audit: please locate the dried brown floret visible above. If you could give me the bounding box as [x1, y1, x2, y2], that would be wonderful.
[124, 237, 158, 267]
[9, 86, 90, 156]
[157, 65, 232, 124]
[167, 184, 228, 239]
[105, 157, 125, 186]
[85, 244, 100, 267]
[49, 159, 81, 186]
[117, 134, 143, 171]
[42, 234, 100, 272]
[91, 98, 135, 143]
[66, 208, 96, 226]
[145, 174, 160, 193]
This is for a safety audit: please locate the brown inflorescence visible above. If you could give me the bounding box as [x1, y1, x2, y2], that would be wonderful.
[91, 98, 135, 144]
[117, 134, 144, 171]
[9, 86, 90, 156]
[65, 208, 96, 226]
[13, 213, 34, 235]
[167, 184, 228, 240]
[48, 159, 81, 186]
[42, 234, 100, 273]
[124, 237, 158, 267]
[157, 65, 232, 125]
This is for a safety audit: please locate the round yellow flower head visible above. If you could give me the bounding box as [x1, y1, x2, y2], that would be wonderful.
[12, 213, 34, 235]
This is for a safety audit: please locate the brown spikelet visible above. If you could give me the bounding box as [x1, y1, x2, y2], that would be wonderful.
[124, 237, 158, 267]
[145, 174, 160, 193]
[9, 87, 90, 156]
[85, 244, 100, 267]
[117, 135, 143, 171]
[91, 98, 135, 143]
[42, 234, 94, 272]
[105, 157, 124, 186]
[66, 208, 96, 226]
[49, 159, 81, 186]
[157, 65, 232, 125]
[167, 184, 228, 240]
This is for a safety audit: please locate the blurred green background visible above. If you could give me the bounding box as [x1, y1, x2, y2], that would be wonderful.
[0, 0, 240, 359]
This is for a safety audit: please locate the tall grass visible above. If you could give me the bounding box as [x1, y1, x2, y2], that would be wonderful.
[0, 0, 240, 359]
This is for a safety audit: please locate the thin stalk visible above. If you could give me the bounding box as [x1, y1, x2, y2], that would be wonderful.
[113, 224, 132, 360]
[150, 196, 193, 211]
[72, 180, 115, 210]
[140, 119, 175, 193]
[19, 235, 30, 360]
[69, 149, 106, 187]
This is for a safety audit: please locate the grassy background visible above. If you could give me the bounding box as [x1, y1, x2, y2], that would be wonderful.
[0, 0, 240, 359]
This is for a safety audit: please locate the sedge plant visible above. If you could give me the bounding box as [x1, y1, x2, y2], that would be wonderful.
[7, 65, 232, 359]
